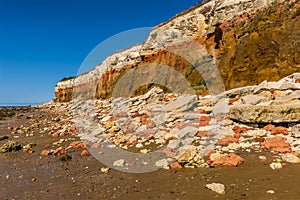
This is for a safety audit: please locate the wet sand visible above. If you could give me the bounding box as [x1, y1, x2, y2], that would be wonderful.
[1, 107, 300, 200]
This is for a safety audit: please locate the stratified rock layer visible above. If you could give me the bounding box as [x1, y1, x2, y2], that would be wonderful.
[55, 0, 300, 102]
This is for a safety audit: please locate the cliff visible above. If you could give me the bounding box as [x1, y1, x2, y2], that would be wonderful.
[54, 0, 300, 102]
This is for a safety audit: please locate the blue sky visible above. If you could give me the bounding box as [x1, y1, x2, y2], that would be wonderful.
[0, 0, 201, 104]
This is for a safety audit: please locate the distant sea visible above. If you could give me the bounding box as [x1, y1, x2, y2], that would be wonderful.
[0, 102, 45, 107]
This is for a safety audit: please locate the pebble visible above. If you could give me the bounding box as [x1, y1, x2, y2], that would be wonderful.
[269, 162, 282, 170]
[205, 183, 225, 194]
[113, 159, 125, 167]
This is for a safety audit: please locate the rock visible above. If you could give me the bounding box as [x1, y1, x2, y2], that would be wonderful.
[199, 116, 211, 127]
[229, 104, 300, 123]
[170, 161, 183, 169]
[261, 137, 292, 153]
[100, 167, 110, 174]
[267, 190, 275, 194]
[178, 147, 197, 163]
[241, 95, 269, 105]
[209, 153, 244, 167]
[0, 135, 9, 141]
[262, 124, 275, 132]
[69, 141, 86, 149]
[167, 139, 181, 149]
[40, 150, 50, 156]
[281, 153, 300, 164]
[113, 159, 125, 167]
[291, 124, 300, 138]
[232, 126, 248, 134]
[269, 162, 282, 170]
[177, 126, 198, 139]
[80, 149, 89, 156]
[245, 130, 266, 137]
[259, 156, 267, 162]
[271, 126, 288, 135]
[205, 183, 225, 194]
[155, 159, 169, 169]
[0, 141, 22, 153]
[165, 95, 197, 112]
[216, 135, 239, 146]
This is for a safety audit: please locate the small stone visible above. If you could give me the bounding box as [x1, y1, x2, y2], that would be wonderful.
[100, 167, 110, 174]
[267, 190, 275, 194]
[281, 153, 300, 164]
[170, 161, 182, 169]
[241, 95, 268, 105]
[258, 156, 267, 162]
[209, 153, 244, 167]
[0, 136, 9, 141]
[262, 124, 275, 132]
[199, 116, 211, 127]
[155, 159, 169, 169]
[40, 150, 50, 156]
[113, 159, 125, 167]
[81, 149, 89, 156]
[216, 135, 239, 146]
[205, 183, 225, 194]
[261, 137, 292, 153]
[136, 143, 144, 148]
[140, 149, 149, 154]
[0, 141, 22, 153]
[271, 126, 288, 135]
[178, 148, 197, 163]
[269, 162, 282, 170]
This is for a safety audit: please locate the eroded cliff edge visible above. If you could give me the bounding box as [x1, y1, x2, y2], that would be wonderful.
[55, 0, 300, 102]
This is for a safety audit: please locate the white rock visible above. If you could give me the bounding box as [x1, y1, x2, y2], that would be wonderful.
[113, 159, 125, 167]
[205, 183, 225, 194]
[281, 153, 300, 164]
[269, 162, 282, 170]
[167, 139, 181, 149]
[177, 126, 198, 139]
[245, 130, 266, 137]
[267, 190, 275, 194]
[155, 159, 169, 169]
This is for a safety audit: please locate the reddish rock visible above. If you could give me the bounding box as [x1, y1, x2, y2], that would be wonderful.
[81, 149, 89, 156]
[198, 109, 207, 114]
[296, 78, 300, 83]
[209, 153, 244, 167]
[197, 131, 207, 138]
[131, 140, 138, 146]
[262, 124, 275, 132]
[53, 147, 66, 156]
[131, 112, 140, 118]
[261, 136, 292, 153]
[69, 125, 77, 133]
[140, 114, 149, 124]
[144, 120, 156, 128]
[229, 98, 239, 105]
[199, 116, 211, 127]
[234, 133, 242, 139]
[69, 141, 86, 149]
[271, 126, 288, 135]
[51, 132, 59, 138]
[232, 126, 249, 134]
[40, 150, 50, 156]
[170, 161, 183, 169]
[216, 135, 239, 146]
[60, 132, 69, 137]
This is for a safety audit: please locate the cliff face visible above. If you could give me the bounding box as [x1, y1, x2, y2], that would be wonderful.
[54, 0, 300, 102]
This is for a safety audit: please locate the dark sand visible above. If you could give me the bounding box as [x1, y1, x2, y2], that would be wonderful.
[1, 107, 300, 200]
